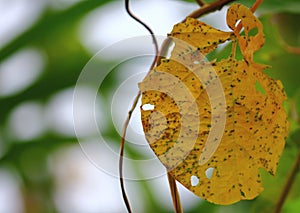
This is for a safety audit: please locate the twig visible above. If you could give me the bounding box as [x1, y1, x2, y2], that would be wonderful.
[250, 0, 264, 13]
[274, 149, 300, 213]
[168, 173, 183, 213]
[284, 45, 300, 55]
[277, 37, 300, 55]
[187, 0, 236, 20]
[195, 0, 206, 6]
[272, 14, 300, 55]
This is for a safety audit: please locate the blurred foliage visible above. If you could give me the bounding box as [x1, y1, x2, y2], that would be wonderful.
[0, 0, 300, 212]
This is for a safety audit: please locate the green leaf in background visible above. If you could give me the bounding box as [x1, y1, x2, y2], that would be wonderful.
[253, 15, 300, 98]
[0, 0, 109, 63]
[257, 0, 300, 14]
[273, 13, 300, 47]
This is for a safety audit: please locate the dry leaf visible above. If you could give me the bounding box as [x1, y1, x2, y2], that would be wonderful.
[139, 4, 289, 204]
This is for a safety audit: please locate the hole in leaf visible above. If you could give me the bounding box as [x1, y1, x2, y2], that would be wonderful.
[232, 42, 244, 61]
[206, 40, 232, 62]
[165, 41, 175, 59]
[193, 61, 199, 65]
[235, 19, 242, 28]
[190, 175, 199, 186]
[205, 167, 214, 179]
[248, 27, 258, 37]
[142, 103, 155, 111]
[255, 81, 266, 95]
[240, 190, 245, 197]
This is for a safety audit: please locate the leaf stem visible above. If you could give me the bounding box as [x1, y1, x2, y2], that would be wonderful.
[274, 149, 300, 213]
[168, 173, 183, 213]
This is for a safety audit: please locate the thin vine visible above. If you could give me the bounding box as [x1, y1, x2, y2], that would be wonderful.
[120, 1, 160, 212]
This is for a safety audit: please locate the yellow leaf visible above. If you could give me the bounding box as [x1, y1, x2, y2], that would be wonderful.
[227, 4, 265, 62]
[170, 17, 234, 59]
[139, 4, 289, 205]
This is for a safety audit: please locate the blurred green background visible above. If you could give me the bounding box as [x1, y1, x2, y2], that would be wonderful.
[0, 0, 300, 212]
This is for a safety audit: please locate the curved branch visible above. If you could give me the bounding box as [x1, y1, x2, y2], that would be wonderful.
[284, 45, 300, 55]
[274, 149, 300, 213]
